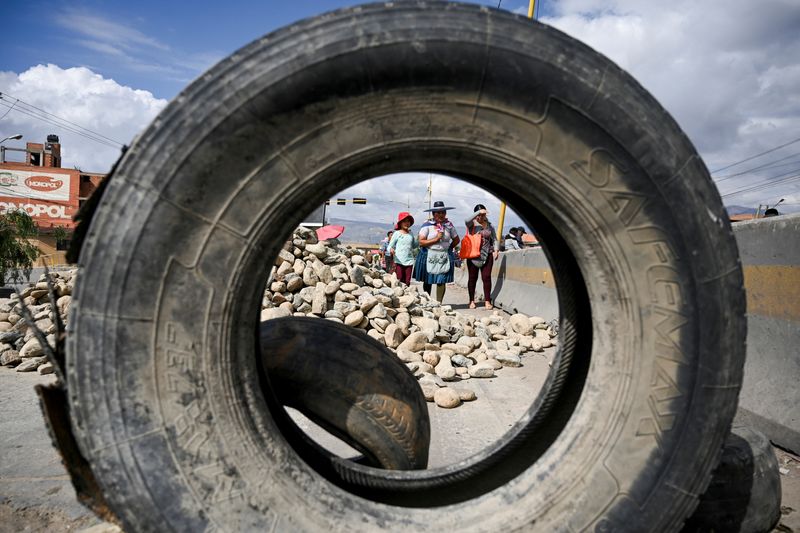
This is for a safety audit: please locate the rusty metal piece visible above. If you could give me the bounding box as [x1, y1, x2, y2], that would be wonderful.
[36, 383, 121, 525]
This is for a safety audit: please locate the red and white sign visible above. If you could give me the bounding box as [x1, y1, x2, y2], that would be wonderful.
[0, 200, 72, 220]
[0, 170, 71, 201]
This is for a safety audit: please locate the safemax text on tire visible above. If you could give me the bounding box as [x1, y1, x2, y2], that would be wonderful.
[66, 2, 746, 531]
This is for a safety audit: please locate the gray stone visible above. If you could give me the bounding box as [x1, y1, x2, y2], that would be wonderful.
[395, 312, 411, 336]
[456, 389, 477, 401]
[366, 329, 386, 345]
[16, 356, 46, 372]
[344, 310, 364, 327]
[468, 363, 495, 378]
[384, 324, 405, 349]
[324, 280, 341, 295]
[529, 316, 547, 328]
[435, 355, 456, 381]
[0, 350, 21, 366]
[324, 310, 344, 320]
[260, 307, 291, 321]
[434, 387, 461, 408]
[349, 267, 365, 286]
[311, 285, 327, 315]
[422, 350, 440, 367]
[366, 303, 387, 319]
[358, 293, 379, 313]
[484, 358, 504, 370]
[38, 362, 55, 375]
[398, 331, 427, 353]
[20, 337, 45, 358]
[0, 331, 22, 344]
[305, 243, 328, 258]
[418, 373, 445, 388]
[495, 351, 522, 367]
[420, 383, 437, 402]
[340, 282, 359, 292]
[451, 354, 474, 368]
[276, 249, 295, 265]
[441, 342, 472, 355]
[396, 347, 422, 363]
[414, 362, 434, 374]
[302, 267, 319, 287]
[285, 275, 304, 292]
[509, 314, 535, 335]
[270, 281, 286, 293]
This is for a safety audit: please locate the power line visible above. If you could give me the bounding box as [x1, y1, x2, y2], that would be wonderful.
[719, 165, 800, 195]
[2, 92, 124, 145]
[710, 135, 800, 174]
[0, 92, 124, 148]
[0, 101, 121, 149]
[713, 151, 800, 182]
[721, 173, 800, 199]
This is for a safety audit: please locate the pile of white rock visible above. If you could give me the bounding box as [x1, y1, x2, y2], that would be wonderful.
[0, 269, 74, 375]
[262, 227, 558, 409]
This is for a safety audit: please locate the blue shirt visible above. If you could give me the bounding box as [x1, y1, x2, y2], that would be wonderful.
[388, 231, 418, 266]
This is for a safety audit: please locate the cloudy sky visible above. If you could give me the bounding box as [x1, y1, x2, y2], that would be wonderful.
[2, 0, 799, 233]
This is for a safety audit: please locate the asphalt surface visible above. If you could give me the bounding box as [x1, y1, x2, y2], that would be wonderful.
[1, 283, 797, 531]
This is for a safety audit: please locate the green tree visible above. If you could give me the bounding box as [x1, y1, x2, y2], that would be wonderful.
[0, 211, 41, 285]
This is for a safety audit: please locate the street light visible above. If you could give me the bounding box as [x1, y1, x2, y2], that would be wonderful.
[0, 133, 23, 144]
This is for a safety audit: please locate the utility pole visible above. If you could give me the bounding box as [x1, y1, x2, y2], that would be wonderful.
[498, 0, 537, 238]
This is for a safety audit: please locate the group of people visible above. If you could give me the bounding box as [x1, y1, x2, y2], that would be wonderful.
[377, 200, 510, 310]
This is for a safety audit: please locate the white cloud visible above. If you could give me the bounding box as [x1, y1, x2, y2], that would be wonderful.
[0, 64, 167, 172]
[541, 0, 800, 210]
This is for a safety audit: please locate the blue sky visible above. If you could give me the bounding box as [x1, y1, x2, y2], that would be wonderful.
[3, 0, 540, 100]
[2, 0, 799, 225]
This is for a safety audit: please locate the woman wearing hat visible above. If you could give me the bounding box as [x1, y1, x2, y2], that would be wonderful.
[414, 201, 460, 302]
[465, 204, 500, 309]
[387, 212, 418, 286]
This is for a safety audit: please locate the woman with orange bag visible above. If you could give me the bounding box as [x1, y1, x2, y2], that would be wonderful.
[464, 204, 499, 309]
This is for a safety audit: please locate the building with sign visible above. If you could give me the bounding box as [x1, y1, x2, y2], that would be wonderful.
[0, 135, 106, 266]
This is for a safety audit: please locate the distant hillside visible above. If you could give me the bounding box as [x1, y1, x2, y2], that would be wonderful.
[725, 205, 757, 216]
[329, 217, 393, 245]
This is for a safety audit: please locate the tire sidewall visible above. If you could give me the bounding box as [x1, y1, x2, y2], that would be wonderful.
[67, 4, 745, 531]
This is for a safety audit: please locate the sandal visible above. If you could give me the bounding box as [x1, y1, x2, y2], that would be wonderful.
[469, 301, 476, 309]
[484, 302, 493, 310]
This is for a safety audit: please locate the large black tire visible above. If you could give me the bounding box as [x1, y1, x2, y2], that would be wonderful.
[260, 317, 430, 470]
[683, 426, 781, 533]
[66, 2, 746, 531]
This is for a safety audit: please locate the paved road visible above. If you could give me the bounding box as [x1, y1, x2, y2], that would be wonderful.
[2, 282, 797, 531]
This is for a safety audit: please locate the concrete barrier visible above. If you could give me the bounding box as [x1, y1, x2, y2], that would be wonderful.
[454, 248, 559, 320]
[732, 213, 800, 454]
[455, 214, 800, 453]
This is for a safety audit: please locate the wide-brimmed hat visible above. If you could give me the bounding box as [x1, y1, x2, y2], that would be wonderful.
[423, 200, 456, 212]
[395, 211, 415, 229]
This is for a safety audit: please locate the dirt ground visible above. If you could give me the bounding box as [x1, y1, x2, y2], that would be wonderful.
[1, 283, 797, 532]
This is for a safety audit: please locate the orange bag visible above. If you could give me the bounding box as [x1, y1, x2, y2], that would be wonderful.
[459, 226, 482, 259]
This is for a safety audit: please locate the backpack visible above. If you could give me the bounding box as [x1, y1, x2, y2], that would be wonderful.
[459, 224, 482, 259]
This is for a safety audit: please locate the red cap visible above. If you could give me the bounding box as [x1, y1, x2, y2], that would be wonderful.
[395, 211, 415, 229]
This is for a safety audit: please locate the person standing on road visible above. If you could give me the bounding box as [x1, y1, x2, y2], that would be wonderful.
[387, 213, 417, 286]
[504, 228, 521, 251]
[465, 204, 499, 309]
[379, 230, 394, 272]
[414, 201, 459, 302]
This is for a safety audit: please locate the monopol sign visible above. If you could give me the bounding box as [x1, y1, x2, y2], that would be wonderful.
[0, 170, 71, 201]
[0, 200, 73, 221]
